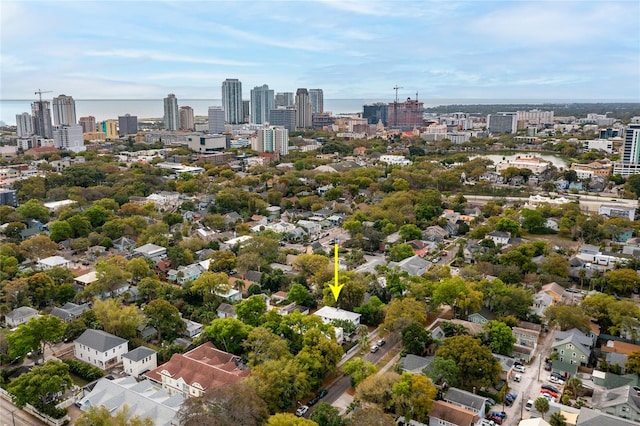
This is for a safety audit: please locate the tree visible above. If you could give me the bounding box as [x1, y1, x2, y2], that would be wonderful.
[321, 272, 367, 311]
[355, 296, 385, 325]
[310, 402, 345, 426]
[16, 199, 49, 223]
[349, 407, 396, 426]
[203, 318, 252, 355]
[288, 283, 317, 309]
[392, 373, 437, 422]
[177, 383, 269, 426]
[382, 298, 427, 334]
[7, 360, 72, 410]
[399, 224, 422, 241]
[540, 253, 569, 279]
[247, 358, 312, 413]
[293, 254, 330, 284]
[423, 356, 459, 387]
[521, 208, 546, 232]
[495, 218, 520, 237]
[388, 243, 415, 262]
[92, 298, 146, 340]
[243, 326, 290, 367]
[48, 220, 73, 242]
[83, 205, 110, 227]
[76, 405, 154, 426]
[482, 320, 516, 355]
[191, 271, 230, 302]
[534, 396, 550, 419]
[235, 295, 268, 326]
[144, 299, 186, 342]
[544, 304, 590, 332]
[625, 350, 640, 374]
[126, 257, 153, 284]
[266, 413, 318, 426]
[549, 412, 567, 426]
[402, 322, 433, 355]
[19, 235, 58, 260]
[605, 268, 640, 296]
[354, 372, 401, 411]
[343, 358, 378, 386]
[7, 315, 65, 363]
[626, 174, 640, 197]
[209, 251, 237, 272]
[26, 272, 56, 308]
[436, 335, 502, 389]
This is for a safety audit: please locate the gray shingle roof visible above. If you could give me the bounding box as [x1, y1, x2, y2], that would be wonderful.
[6, 306, 38, 320]
[76, 329, 127, 352]
[444, 387, 489, 411]
[123, 346, 156, 362]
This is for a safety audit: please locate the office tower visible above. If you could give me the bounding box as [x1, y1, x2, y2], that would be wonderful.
[53, 124, 84, 152]
[269, 107, 296, 132]
[118, 114, 138, 135]
[309, 89, 324, 114]
[487, 112, 518, 134]
[295, 88, 312, 129]
[208, 107, 225, 133]
[614, 124, 640, 177]
[179, 106, 194, 131]
[275, 92, 294, 108]
[221, 79, 243, 124]
[52, 94, 77, 125]
[100, 120, 118, 139]
[16, 112, 33, 137]
[32, 100, 53, 138]
[363, 103, 388, 126]
[242, 100, 250, 123]
[78, 116, 96, 133]
[255, 126, 289, 155]
[388, 97, 424, 130]
[0, 188, 17, 207]
[163, 94, 179, 130]
[250, 84, 275, 125]
[312, 112, 334, 129]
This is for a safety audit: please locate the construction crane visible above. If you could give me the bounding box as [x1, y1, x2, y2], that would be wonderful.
[34, 89, 52, 102]
[393, 85, 403, 129]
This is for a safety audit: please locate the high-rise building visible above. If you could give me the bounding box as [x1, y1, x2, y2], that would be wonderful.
[250, 85, 275, 125]
[52, 94, 77, 125]
[0, 188, 17, 207]
[118, 114, 138, 135]
[100, 120, 118, 139]
[275, 92, 294, 108]
[614, 124, 640, 177]
[208, 107, 225, 134]
[388, 97, 424, 131]
[32, 100, 53, 138]
[295, 89, 312, 129]
[222, 79, 243, 124]
[255, 125, 289, 155]
[53, 124, 84, 152]
[78, 116, 96, 133]
[179, 106, 194, 131]
[309, 89, 324, 114]
[163, 94, 179, 130]
[487, 112, 518, 134]
[16, 112, 33, 137]
[269, 107, 296, 132]
[363, 103, 388, 126]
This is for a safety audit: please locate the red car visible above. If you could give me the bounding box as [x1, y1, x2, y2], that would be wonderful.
[540, 389, 558, 398]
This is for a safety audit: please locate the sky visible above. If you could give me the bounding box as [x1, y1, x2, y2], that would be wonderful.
[1, 0, 639, 102]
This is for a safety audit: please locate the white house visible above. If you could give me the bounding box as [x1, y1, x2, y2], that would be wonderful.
[296, 220, 322, 240]
[183, 319, 203, 338]
[37, 255, 70, 270]
[74, 329, 129, 370]
[122, 346, 157, 378]
[313, 306, 361, 327]
[133, 243, 167, 259]
[487, 231, 510, 245]
[5, 306, 38, 328]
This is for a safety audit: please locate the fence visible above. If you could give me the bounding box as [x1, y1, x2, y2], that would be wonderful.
[0, 387, 70, 426]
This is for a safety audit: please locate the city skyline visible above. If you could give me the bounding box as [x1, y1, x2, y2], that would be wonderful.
[1, 1, 638, 103]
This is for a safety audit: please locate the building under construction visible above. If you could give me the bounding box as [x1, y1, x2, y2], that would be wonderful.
[388, 97, 424, 131]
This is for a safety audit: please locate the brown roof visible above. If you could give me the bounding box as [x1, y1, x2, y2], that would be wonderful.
[601, 340, 640, 356]
[144, 342, 249, 392]
[429, 400, 479, 426]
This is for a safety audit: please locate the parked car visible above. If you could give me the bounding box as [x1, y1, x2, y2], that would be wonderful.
[541, 384, 560, 394]
[486, 414, 503, 425]
[514, 374, 521, 382]
[317, 389, 328, 398]
[296, 405, 309, 417]
[485, 398, 496, 406]
[513, 365, 526, 373]
[377, 338, 386, 347]
[548, 376, 564, 385]
[540, 389, 558, 398]
[544, 363, 552, 371]
[525, 400, 533, 411]
[489, 411, 506, 419]
[370, 345, 379, 353]
[540, 393, 553, 402]
[308, 396, 319, 406]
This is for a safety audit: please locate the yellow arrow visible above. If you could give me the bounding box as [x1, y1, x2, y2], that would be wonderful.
[329, 242, 344, 301]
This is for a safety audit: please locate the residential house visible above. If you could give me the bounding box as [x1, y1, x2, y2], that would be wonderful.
[555, 328, 595, 350]
[5, 306, 38, 328]
[183, 319, 203, 338]
[531, 291, 554, 318]
[277, 303, 310, 316]
[601, 340, 640, 373]
[512, 326, 541, 362]
[578, 406, 640, 426]
[112, 236, 137, 253]
[271, 291, 289, 304]
[314, 306, 361, 327]
[488, 231, 510, 245]
[297, 220, 322, 240]
[443, 387, 489, 419]
[217, 303, 236, 319]
[424, 225, 449, 242]
[388, 255, 431, 276]
[406, 240, 431, 257]
[50, 302, 90, 323]
[74, 270, 98, 288]
[428, 400, 479, 426]
[399, 354, 433, 374]
[592, 385, 640, 422]
[77, 376, 183, 426]
[541, 282, 567, 303]
[168, 264, 203, 285]
[134, 243, 167, 259]
[37, 255, 70, 270]
[122, 347, 157, 377]
[19, 219, 44, 240]
[551, 330, 592, 377]
[74, 329, 129, 370]
[144, 342, 250, 397]
[224, 212, 242, 227]
[216, 287, 241, 303]
[429, 319, 484, 340]
[468, 307, 496, 325]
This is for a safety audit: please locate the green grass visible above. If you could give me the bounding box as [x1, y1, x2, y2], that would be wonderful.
[70, 372, 90, 387]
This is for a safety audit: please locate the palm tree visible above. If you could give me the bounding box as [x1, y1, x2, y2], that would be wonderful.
[549, 411, 567, 426]
[566, 377, 583, 398]
[534, 397, 550, 419]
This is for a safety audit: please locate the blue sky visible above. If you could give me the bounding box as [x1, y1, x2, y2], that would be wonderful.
[1, 0, 639, 101]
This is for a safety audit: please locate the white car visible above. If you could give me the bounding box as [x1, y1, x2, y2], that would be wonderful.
[548, 376, 564, 385]
[525, 399, 533, 411]
[514, 365, 526, 373]
[295, 405, 309, 417]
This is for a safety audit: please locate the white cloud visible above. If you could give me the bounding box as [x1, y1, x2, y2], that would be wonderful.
[84, 49, 259, 67]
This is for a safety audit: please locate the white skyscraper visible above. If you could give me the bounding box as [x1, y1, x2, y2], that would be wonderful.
[250, 84, 275, 125]
[222, 79, 243, 124]
[53, 124, 84, 153]
[16, 112, 33, 137]
[309, 89, 324, 114]
[275, 92, 294, 108]
[208, 107, 225, 133]
[614, 124, 640, 177]
[255, 126, 289, 155]
[52, 94, 77, 126]
[163, 94, 179, 130]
